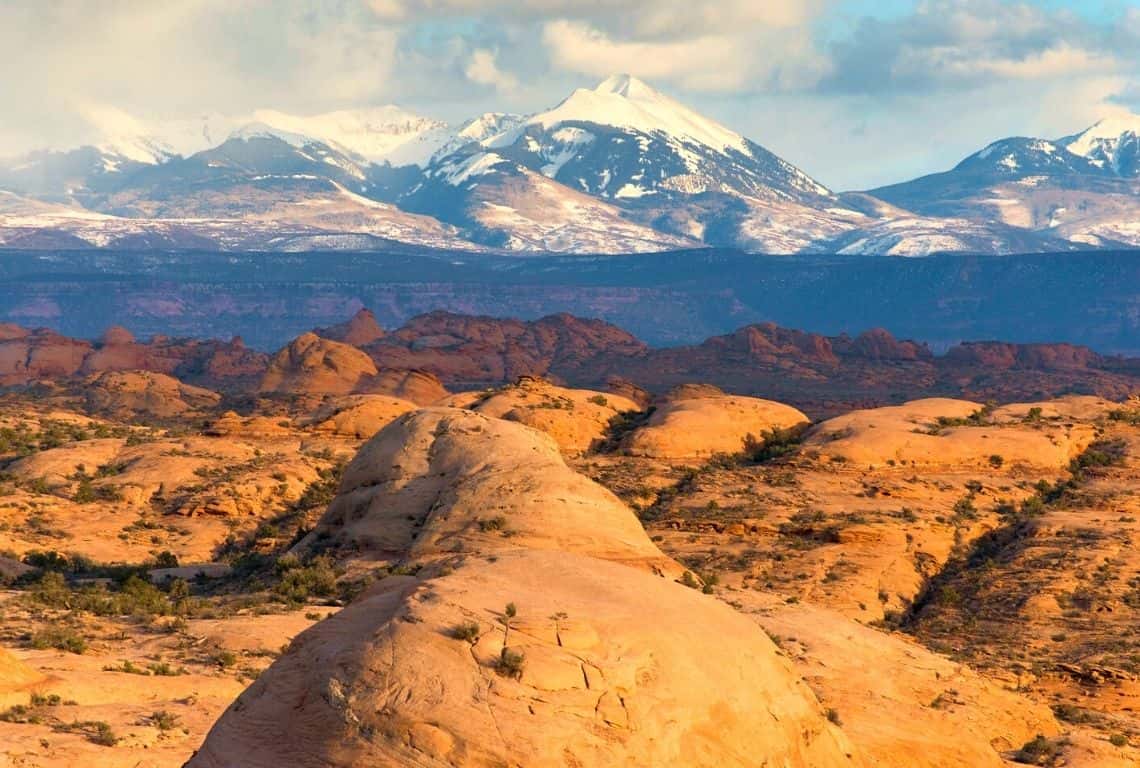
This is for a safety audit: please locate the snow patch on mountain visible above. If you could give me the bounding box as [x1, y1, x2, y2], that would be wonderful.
[485, 74, 749, 158]
[1062, 113, 1140, 176]
[437, 152, 509, 186]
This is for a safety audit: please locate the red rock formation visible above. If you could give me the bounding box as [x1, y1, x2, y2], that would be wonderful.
[362, 311, 647, 387]
[316, 308, 386, 346]
[0, 328, 91, 384]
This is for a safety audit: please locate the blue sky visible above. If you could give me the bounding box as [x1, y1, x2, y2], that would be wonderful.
[2, 0, 1138, 189]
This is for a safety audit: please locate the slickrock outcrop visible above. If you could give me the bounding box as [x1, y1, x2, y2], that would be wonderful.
[0, 323, 267, 390]
[439, 377, 640, 452]
[259, 333, 379, 396]
[188, 409, 860, 768]
[0, 649, 45, 707]
[365, 368, 448, 404]
[299, 409, 678, 574]
[747, 598, 1060, 768]
[83, 370, 221, 418]
[804, 398, 1096, 469]
[622, 394, 809, 458]
[298, 395, 418, 438]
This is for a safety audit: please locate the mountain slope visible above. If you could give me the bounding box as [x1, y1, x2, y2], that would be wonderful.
[468, 74, 831, 204]
[2, 83, 1140, 255]
[1061, 115, 1140, 177]
[870, 116, 1140, 247]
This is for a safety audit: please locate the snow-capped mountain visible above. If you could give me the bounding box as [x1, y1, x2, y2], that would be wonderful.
[870, 113, 1140, 247]
[1061, 115, 1140, 178]
[2, 80, 1139, 256]
[462, 74, 831, 203]
[391, 75, 858, 251]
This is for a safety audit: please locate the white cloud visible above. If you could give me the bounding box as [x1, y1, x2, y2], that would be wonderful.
[541, 21, 749, 91]
[465, 49, 520, 93]
[0, 0, 1138, 190]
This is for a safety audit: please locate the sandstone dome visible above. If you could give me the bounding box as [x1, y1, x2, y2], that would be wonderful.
[298, 394, 419, 438]
[83, 369, 221, 418]
[259, 333, 379, 396]
[0, 648, 46, 707]
[804, 398, 1095, 469]
[188, 409, 860, 768]
[438, 377, 641, 452]
[622, 394, 809, 458]
[297, 408, 678, 575]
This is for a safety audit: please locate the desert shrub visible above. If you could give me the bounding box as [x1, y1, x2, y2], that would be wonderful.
[273, 555, 337, 603]
[151, 551, 179, 569]
[825, 707, 842, 726]
[743, 425, 807, 464]
[496, 648, 525, 680]
[1107, 407, 1140, 425]
[952, 495, 978, 522]
[151, 710, 181, 731]
[587, 394, 608, 407]
[72, 478, 123, 504]
[87, 721, 118, 746]
[29, 626, 88, 654]
[1071, 438, 1127, 473]
[151, 661, 184, 676]
[478, 516, 508, 532]
[989, 454, 1005, 468]
[210, 649, 238, 668]
[1109, 733, 1128, 747]
[25, 569, 190, 618]
[294, 463, 346, 511]
[1014, 734, 1068, 765]
[451, 621, 480, 642]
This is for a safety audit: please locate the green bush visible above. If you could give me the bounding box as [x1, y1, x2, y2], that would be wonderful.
[273, 555, 337, 603]
[743, 425, 807, 464]
[29, 626, 88, 654]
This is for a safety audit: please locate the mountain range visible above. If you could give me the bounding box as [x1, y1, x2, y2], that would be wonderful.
[1, 74, 1138, 256]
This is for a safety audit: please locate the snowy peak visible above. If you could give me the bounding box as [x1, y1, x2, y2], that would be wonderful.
[499, 74, 751, 157]
[1061, 113, 1140, 177]
[249, 106, 447, 163]
[227, 121, 314, 149]
[593, 73, 658, 99]
[953, 137, 1100, 177]
[458, 113, 524, 144]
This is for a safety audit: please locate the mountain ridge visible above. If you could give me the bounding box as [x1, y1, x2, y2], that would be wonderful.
[2, 77, 1139, 255]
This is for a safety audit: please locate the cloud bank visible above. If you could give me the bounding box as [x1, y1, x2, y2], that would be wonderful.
[1, 0, 1137, 189]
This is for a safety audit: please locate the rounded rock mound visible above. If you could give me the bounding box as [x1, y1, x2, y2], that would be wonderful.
[259, 333, 379, 396]
[622, 394, 809, 459]
[804, 398, 1096, 469]
[188, 550, 857, 768]
[83, 370, 221, 418]
[439, 377, 641, 452]
[298, 408, 678, 576]
[298, 394, 419, 438]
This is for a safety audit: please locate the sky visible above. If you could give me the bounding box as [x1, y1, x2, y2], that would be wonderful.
[1, 0, 1138, 190]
